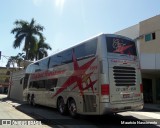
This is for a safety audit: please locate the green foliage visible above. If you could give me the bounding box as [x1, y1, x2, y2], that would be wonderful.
[11, 18, 52, 61]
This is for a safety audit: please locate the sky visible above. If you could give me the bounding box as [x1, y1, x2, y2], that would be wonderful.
[0, 0, 160, 67]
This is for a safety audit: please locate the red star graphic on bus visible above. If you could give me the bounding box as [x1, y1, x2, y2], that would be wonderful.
[52, 50, 97, 97]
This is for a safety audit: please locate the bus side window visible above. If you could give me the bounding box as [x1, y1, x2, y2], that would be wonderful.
[49, 49, 72, 68]
[32, 81, 39, 89]
[29, 82, 33, 88]
[74, 38, 97, 60]
[46, 79, 58, 91]
[38, 80, 45, 88]
[31, 80, 45, 89]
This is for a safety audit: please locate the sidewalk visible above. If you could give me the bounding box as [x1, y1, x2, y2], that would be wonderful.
[0, 94, 26, 107]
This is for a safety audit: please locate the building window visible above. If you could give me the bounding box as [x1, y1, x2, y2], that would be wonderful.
[145, 32, 156, 42]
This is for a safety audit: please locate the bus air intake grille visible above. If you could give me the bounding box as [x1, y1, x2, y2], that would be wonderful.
[83, 95, 96, 112]
[113, 66, 136, 86]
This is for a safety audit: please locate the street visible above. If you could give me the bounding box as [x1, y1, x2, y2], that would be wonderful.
[0, 94, 160, 128]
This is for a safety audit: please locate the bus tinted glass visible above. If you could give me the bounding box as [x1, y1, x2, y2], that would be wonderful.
[49, 38, 97, 68]
[106, 37, 137, 56]
[74, 38, 97, 60]
[49, 49, 72, 68]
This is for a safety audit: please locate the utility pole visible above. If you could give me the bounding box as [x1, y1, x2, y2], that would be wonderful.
[0, 51, 1, 60]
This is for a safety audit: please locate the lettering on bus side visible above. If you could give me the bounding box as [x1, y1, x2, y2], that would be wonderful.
[31, 70, 66, 80]
[116, 87, 136, 92]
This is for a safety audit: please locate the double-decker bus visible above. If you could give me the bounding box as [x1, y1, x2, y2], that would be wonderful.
[23, 34, 143, 117]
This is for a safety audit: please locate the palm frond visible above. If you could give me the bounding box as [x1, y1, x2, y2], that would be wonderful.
[13, 34, 25, 48]
[11, 27, 21, 34]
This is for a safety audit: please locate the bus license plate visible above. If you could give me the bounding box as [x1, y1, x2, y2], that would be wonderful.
[123, 94, 130, 98]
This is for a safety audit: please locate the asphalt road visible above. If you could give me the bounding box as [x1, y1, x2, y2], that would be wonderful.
[14, 104, 160, 128]
[0, 94, 160, 128]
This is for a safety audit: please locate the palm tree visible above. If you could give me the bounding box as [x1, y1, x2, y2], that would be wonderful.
[11, 18, 44, 60]
[35, 39, 52, 60]
[6, 56, 17, 68]
[15, 53, 25, 68]
[6, 53, 25, 68]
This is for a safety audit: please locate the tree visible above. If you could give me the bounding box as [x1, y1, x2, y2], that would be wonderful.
[35, 39, 52, 60]
[6, 53, 25, 68]
[6, 56, 17, 68]
[15, 53, 25, 68]
[11, 18, 44, 60]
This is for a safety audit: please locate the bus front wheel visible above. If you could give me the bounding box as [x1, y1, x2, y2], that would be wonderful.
[31, 95, 36, 106]
[27, 95, 31, 105]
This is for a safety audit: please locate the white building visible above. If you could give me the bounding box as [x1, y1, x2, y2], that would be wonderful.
[115, 15, 160, 103]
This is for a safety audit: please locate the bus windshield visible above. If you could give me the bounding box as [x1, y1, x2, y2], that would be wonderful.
[106, 37, 137, 56]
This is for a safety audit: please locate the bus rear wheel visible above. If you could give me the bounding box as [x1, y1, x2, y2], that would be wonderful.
[57, 98, 67, 115]
[68, 99, 78, 118]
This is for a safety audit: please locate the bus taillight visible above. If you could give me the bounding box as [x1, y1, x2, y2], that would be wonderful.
[140, 84, 143, 93]
[101, 84, 109, 95]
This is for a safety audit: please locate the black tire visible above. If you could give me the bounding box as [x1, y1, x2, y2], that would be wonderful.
[27, 95, 31, 105]
[31, 95, 36, 106]
[68, 99, 78, 118]
[57, 98, 67, 115]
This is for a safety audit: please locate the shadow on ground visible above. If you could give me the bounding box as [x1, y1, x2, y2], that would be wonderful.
[15, 104, 160, 128]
